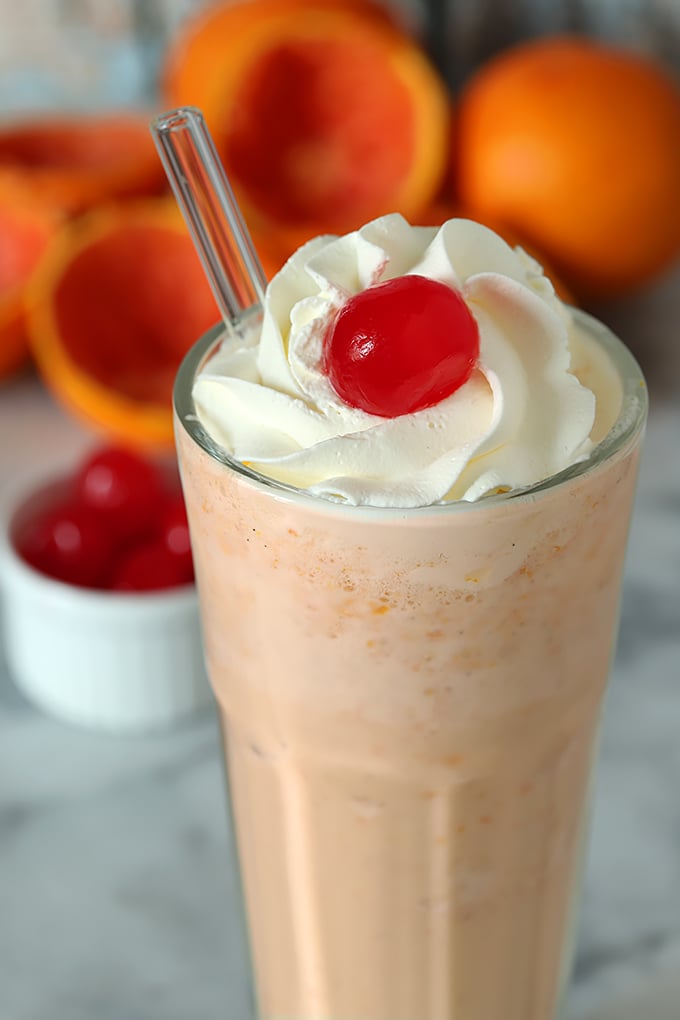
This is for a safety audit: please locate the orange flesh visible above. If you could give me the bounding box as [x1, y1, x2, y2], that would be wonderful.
[0, 208, 53, 289]
[52, 227, 217, 405]
[0, 121, 155, 171]
[224, 38, 415, 228]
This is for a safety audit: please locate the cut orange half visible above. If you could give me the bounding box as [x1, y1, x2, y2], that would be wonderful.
[0, 113, 165, 216]
[163, 0, 450, 235]
[26, 201, 218, 449]
[0, 180, 63, 380]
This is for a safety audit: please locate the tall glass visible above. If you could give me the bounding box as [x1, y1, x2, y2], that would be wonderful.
[174, 308, 647, 1020]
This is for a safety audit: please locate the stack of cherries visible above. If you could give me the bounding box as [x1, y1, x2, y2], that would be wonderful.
[14, 446, 194, 592]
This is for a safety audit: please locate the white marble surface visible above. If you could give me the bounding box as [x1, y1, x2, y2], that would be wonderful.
[1, 267, 679, 1018]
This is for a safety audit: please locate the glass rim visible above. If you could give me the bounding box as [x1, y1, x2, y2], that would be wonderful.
[174, 306, 648, 519]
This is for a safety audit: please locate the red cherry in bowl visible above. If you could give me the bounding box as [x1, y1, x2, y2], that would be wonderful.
[323, 275, 479, 418]
[159, 494, 194, 579]
[111, 539, 194, 592]
[76, 446, 164, 542]
[15, 502, 114, 588]
[11, 447, 197, 594]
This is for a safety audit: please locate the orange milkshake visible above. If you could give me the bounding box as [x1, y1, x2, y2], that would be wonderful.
[174, 216, 647, 1020]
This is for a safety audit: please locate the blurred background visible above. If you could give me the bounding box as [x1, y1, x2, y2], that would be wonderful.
[1, 0, 680, 113]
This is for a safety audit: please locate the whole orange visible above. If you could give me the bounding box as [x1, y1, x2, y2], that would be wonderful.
[454, 35, 680, 299]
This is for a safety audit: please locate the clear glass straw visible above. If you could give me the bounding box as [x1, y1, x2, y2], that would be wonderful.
[151, 106, 267, 326]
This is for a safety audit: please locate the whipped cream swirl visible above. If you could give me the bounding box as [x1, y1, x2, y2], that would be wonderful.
[193, 215, 597, 508]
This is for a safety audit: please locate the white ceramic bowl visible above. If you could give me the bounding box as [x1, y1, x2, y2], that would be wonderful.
[0, 475, 212, 733]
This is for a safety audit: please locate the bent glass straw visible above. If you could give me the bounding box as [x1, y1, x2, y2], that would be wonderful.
[151, 106, 267, 326]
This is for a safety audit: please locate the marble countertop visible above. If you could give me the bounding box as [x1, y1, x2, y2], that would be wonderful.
[1, 271, 679, 1019]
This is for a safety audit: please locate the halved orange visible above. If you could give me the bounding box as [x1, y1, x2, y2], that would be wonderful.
[0, 113, 165, 216]
[162, 0, 450, 235]
[26, 200, 219, 448]
[0, 180, 63, 379]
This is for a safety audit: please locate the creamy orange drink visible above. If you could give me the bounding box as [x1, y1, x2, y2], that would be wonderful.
[174, 216, 647, 1020]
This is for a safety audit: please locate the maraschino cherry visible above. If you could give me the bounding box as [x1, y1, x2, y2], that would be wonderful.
[15, 445, 195, 593]
[76, 446, 164, 540]
[16, 502, 114, 588]
[111, 540, 192, 592]
[323, 275, 479, 418]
